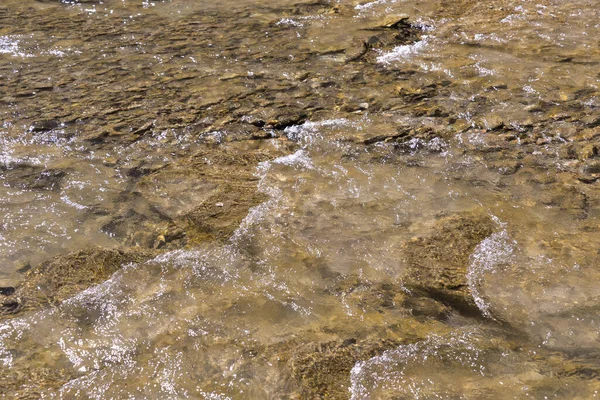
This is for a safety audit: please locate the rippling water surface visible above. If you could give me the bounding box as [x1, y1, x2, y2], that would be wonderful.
[1, 0, 600, 398]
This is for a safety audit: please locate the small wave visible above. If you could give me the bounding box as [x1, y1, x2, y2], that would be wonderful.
[0, 36, 33, 58]
[376, 38, 429, 64]
[0, 36, 73, 58]
[354, 0, 398, 12]
[349, 330, 491, 399]
[272, 150, 314, 170]
[284, 118, 352, 144]
[276, 18, 304, 28]
[467, 229, 517, 318]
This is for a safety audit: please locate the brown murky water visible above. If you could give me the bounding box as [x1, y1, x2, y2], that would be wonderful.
[1, 0, 600, 398]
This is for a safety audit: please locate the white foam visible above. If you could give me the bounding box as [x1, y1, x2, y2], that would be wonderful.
[272, 150, 314, 170]
[0, 323, 14, 367]
[276, 18, 304, 27]
[354, 0, 397, 11]
[0, 36, 71, 58]
[0, 36, 33, 58]
[467, 229, 517, 318]
[376, 38, 429, 64]
[349, 330, 486, 399]
[284, 118, 351, 145]
[60, 194, 88, 210]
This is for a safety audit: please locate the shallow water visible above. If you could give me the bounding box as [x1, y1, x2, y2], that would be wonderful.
[1, 0, 600, 398]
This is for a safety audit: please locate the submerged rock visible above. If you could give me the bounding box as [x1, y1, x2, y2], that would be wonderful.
[288, 338, 401, 399]
[0, 247, 156, 320]
[267, 316, 451, 399]
[0, 164, 66, 192]
[401, 212, 496, 317]
[348, 326, 600, 400]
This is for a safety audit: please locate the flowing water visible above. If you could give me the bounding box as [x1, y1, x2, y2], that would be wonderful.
[1, 0, 600, 398]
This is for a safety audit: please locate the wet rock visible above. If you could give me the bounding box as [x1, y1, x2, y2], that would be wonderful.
[577, 144, 598, 160]
[131, 120, 154, 135]
[403, 295, 453, 319]
[130, 230, 156, 248]
[131, 221, 188, 250]
[241, 115, 266, 128]
[582, 160, 600, 174]
[479, 115, 504, 131]
[29, 119, 61, 133]
[373, 14, 410, 29]
[0, 164, 66, 191]
[16, 262, 32, 274]
[153, 234, 166, 249]
[37, 0, 100, 3]
[0, 344, 77, 400]
[164, 225, 186, 242]
[0, 1, 598, 397]
[401, 212, 496, 317]
[124, 164, 163, 179]
[559, 143, 579, 160]
[361, 127, 409, 145]
[0, 299, 19, 313]
[452, 118, 473, 132]
[577, 169, 600, 184]
[583, 115, 600, 128]
[289, 0, 336, 16]
[487, 160, 522, 175]
[395, 83, 437, 102]
[266, 113, 307, 130]
[0, 287, 15, 296]
[206, 122, 269, 142]
[540, 185, 587, 211]
[344, 38, 370, 62]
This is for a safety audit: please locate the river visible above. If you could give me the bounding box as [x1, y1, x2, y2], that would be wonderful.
[1, 0, 599, 398]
